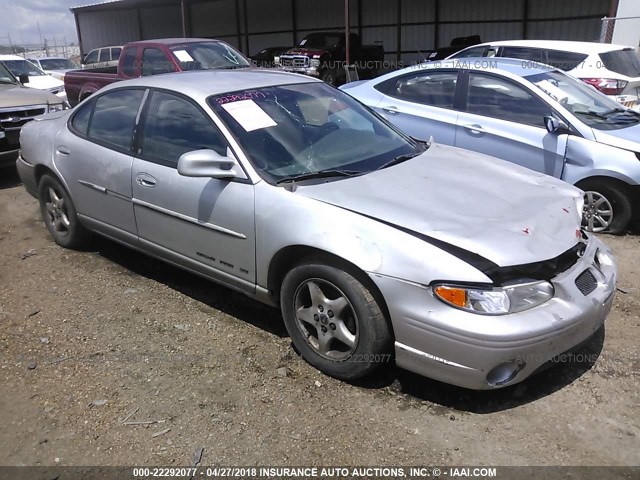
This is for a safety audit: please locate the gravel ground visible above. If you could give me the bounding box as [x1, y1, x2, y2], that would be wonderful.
[0, 169, 639, 468]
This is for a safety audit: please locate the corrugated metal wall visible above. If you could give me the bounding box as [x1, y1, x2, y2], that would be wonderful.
[75, 0, 612, 62]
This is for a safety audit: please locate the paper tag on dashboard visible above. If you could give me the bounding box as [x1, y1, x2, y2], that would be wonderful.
[174, 50, 194, 62]
[221, 99, 278, 132]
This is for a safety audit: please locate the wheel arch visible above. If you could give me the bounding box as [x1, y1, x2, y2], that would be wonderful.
[267, 245, 394, 335]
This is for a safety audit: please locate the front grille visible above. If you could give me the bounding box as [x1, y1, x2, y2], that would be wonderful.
[0, 105, 46, 132]
[575, 269, 598, 296]
[281, 56, 309, 68]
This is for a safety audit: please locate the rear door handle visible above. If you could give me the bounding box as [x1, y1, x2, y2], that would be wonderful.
[382, 106, 400, 115]
[462, 124, 486, 134]
[56, 146, 70, 156]
[136, 173, 157, 188]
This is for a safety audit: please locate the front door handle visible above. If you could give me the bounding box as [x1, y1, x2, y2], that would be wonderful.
[462, 124, 486, 134]
[382, 106, 400, 115]
[56, 146, 70, 156]
[136, 173, 157, 188]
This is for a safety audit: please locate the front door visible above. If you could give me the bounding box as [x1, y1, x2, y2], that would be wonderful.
[455, 72, 566, 178]
[131, 90, 256, 290]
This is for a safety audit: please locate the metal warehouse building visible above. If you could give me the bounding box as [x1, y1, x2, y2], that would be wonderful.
[72, 0, 617, 63]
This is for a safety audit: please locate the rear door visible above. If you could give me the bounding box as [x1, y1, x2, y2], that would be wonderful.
[375, 70, 460, 145]
[131, 89, 256, 290]
[55, 88, 146, 241]
[455, 72, 567, 177]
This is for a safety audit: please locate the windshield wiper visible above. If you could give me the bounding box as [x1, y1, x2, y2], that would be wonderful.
[376, 151, 424, 171]
[277, 169, 361, 185]
[222, 65, 251, 70]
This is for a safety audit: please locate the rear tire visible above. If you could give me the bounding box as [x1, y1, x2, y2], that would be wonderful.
[38, 174, 89, 248]
[280, 260, 393, 380]
[579, 179, 632, 235]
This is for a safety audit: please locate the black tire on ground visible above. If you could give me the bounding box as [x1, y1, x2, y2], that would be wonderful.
[280, 260, 393, 380]
[38, 174, 90, 248]
[578, 179, 632, 235]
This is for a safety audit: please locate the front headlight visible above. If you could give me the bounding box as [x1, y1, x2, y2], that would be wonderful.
[310, 59, 321, 69]
[48, 103, 64, 112]
[433, 280, 554, 315]
[273, 56, 280, 65]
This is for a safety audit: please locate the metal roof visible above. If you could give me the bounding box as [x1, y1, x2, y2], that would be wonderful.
[70, 0, 180, 12]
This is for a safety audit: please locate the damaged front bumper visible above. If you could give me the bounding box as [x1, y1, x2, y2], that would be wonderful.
[370, 234, 617, 390]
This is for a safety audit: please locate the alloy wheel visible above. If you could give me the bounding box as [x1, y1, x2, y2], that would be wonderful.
[293, 278, 359, 360]
[44, 186, 71, 237]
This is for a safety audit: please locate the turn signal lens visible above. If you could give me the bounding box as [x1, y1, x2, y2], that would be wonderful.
[434, 286, 467, 308]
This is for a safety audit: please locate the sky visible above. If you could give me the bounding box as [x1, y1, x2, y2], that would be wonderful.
[0, 0, 84, 46]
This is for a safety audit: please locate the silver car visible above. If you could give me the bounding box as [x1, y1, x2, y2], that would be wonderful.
[16, 70, 617, 390]
[341, 58, 640, 234]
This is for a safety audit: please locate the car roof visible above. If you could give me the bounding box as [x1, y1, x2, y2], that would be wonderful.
[31, 56, 70, 61]
[105, 68, 319, 98]
[130, 38, 225, 46]
[0, 54, 30, 60]
[472, 39, 631, 54]
[401, 57, 556, 78]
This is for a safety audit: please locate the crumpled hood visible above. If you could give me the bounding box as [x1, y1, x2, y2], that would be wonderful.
[592, 123, 640, 152]
[283, 47, 327, 57]
[296, 143, 584, 268]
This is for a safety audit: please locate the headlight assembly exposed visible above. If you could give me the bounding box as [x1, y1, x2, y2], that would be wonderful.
[48, 103, 65, 113]
[433, 280, 554, 315]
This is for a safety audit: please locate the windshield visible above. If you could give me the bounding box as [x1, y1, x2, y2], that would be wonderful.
[300, 34, 342, 49]
[0, 62, 16, 83]
[208, 82, 421, 183]
[39, 58, 78, 70]
[599, 49, 640, 77]
[1, 59, 45, 77]
[527, 70, 640, 130]
[170, 42, 250, 70]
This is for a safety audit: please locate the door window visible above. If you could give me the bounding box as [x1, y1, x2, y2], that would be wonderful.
[500, 46, 546, 63]
[466, 73, 551, 127]
[142, 48, 173, 76]
[70, 99, 94, 136]
[120, 48, 137, 77]
[84, 50, 98, 64]
[391, 71, 458, 109]
[98, 49, 110, 63]
[139, 91, 228, 167]
[111, 47, 122, 60]
[87, 89, 145, 151]
[451, 46, 488, 59]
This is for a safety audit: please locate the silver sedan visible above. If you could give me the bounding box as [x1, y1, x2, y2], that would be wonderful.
[16, 70, 617, 389]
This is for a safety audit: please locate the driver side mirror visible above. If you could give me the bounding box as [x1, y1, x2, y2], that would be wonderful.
[18, 73, 29, 84]
[177, 149, 240, 179]
[544, 116, 570, 135]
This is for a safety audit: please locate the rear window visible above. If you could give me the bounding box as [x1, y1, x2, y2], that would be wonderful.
[599, 49, 640, 77]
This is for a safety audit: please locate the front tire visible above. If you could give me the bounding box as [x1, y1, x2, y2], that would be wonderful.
[38, 174, 89, 248]
[280, 260, 392, 380]
[579, 179, 632, 235]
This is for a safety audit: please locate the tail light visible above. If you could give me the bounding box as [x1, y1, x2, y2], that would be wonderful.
[581, 78, 628, 96]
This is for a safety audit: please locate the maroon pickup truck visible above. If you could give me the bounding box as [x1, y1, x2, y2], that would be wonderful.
[64, 38, 250, 106]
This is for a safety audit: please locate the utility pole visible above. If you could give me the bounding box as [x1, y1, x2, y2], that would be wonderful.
[37, 22, 43, 44]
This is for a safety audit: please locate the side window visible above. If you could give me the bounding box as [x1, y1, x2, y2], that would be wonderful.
[545, 50, 588, 71]
[88, 89, 145, 151]
[84, 50, 98, 64]
[98, 48, 110, 63]
[70, 99, 94, 136]
[392, 71, 458, 109]
[451, 46, 488, 59]
[500, 47, 545, 63]
[141, 48, 173, 76]
[139, 91, 228, 167]
[120, 48, 137, 77]
[467, 73, 551, 128]
[111, 47, 122, 60]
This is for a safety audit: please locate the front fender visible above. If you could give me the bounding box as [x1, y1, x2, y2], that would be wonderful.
[254, 182, 491, 290]
[562, 136, 640, 186]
